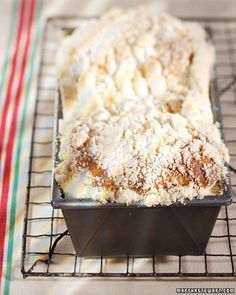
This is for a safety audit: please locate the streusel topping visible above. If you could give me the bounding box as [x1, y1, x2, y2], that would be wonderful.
[55, 6, 229, 206]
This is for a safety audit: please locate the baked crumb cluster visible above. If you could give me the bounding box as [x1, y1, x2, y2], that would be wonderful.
[55, 6, 229, 206]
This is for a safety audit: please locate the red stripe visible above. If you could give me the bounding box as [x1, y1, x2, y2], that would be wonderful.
[0, 0, 36, 284]
[0, 0, 25, 158]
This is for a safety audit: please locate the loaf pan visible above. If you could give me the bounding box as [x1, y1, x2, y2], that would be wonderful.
[51, 68, 232, 257]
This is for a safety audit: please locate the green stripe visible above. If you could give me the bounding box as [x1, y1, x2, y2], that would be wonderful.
[4, 1, 43, 294]
[0, 0, 18, 104]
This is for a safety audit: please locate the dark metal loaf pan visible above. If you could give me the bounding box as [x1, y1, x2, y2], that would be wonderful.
[51, 74, 232, 257]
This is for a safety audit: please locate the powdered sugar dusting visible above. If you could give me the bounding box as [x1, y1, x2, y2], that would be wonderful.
[55, 6, 229, 206]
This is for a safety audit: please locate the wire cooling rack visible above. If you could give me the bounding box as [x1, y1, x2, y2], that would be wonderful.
[21, 16, 236, 278]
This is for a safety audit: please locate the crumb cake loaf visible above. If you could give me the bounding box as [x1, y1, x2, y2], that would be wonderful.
[55, 6, 229, 206]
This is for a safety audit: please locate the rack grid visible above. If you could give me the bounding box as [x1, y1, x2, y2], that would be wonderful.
[21, 16, 236, 278]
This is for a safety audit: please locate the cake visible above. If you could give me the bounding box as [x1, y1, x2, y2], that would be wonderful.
[54, 6, 229, 206]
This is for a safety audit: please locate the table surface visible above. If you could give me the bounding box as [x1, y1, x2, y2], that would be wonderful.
[0, 0, 236, 294]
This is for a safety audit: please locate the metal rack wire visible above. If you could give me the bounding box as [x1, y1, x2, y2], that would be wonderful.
[21, 16, 236, 278]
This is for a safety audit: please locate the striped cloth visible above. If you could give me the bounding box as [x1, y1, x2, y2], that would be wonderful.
[0, 1, 236, 294]
[0, 1, 43, 294]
